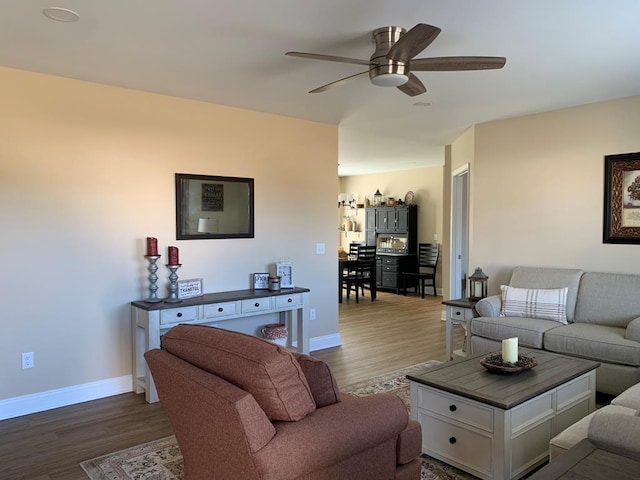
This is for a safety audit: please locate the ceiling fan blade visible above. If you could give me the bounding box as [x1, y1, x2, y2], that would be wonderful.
[309, 71, 369, 94]
[411, 56, 507, 71]
[286, 51, 372, 66]
[387, 24, 441, 63]
[397, 73, 426, 97]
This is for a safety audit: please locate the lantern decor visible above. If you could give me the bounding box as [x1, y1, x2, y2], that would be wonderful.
[469, 267, 488, 300]
[373, 189, 383, 206]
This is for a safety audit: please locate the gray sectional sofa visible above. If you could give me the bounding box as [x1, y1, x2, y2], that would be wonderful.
[470, 266, 640, 395]
[549, 380, 640, 459]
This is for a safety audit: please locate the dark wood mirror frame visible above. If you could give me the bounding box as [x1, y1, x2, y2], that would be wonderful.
[175, 173, 254, 240]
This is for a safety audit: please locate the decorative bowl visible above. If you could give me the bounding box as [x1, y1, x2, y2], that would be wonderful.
[480, 352, 538, 375]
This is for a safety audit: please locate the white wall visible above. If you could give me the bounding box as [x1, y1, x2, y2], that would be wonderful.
[0, 67, 339, 413]
[457, 95, 640, 292]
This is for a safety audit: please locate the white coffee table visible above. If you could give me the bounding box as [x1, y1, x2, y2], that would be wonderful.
[407, 350, 599, 480]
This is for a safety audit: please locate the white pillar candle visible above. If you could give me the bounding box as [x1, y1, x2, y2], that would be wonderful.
[502, 337, 518, 364]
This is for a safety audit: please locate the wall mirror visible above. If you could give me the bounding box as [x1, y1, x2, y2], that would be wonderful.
[175, 173, 254, 240]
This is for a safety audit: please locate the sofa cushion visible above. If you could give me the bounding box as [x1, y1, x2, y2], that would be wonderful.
[544, 323, 640, 367]
[161, 324, 316, 421]
[500, 285, 569, 324]
[574, 272, 640, 327]
[292, 352, 341, 408]
[471, 316, 562, 349]
[508, 267, 583, 322]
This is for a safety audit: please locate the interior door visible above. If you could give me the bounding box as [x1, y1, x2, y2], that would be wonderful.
[450, 165, 470, 299]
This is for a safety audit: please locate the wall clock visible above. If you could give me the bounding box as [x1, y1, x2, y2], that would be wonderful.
[276, 262, 294, 288]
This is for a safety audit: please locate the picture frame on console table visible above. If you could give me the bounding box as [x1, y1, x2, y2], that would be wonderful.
[253, 273, 270, 289]
[603, 152, 640, 244]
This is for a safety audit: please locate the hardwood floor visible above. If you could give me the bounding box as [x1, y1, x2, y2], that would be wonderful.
[0, 291, 461, 480]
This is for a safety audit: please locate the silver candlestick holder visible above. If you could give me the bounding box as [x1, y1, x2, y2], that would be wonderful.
[144, 255, 162, 303]
[164, 264, 182, 303]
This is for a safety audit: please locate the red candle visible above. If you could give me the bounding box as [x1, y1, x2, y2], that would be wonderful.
[168, 246, 179, 265]
[146, 237, 158, 256]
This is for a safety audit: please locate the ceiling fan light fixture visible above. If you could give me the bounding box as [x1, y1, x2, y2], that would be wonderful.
[42, 7, 80, 22]
[370, 73, 409, 87]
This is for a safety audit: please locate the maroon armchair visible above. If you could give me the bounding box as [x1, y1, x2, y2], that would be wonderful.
[144, 324, 422, 480]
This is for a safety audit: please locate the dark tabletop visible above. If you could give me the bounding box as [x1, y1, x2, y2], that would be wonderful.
[131, 287, 310, 311]
[407, 349, 600, 409]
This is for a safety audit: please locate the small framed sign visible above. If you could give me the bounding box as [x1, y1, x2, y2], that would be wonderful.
[253, 273, 270, 289]
[177, 278, 204, 299]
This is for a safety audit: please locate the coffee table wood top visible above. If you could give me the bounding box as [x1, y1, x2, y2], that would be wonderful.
[407, 350, 599, 409]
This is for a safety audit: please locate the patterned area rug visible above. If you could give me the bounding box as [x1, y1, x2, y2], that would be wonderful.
[80, 360, 477, 480]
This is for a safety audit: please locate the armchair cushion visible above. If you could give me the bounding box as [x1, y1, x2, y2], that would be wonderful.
[292, 352, 341, 407]
[253, 393, 410, 479]
[161, 324, 316, 421]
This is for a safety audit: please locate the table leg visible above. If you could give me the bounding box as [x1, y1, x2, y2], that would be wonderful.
[445, 305, 453, 360]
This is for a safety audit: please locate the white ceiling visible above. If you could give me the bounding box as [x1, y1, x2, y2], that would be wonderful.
[3, 1, 640, 176]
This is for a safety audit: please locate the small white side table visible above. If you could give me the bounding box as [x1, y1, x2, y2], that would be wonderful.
[442, 298, 478, 360]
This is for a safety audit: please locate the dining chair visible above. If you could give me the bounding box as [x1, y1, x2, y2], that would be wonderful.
[344, 245, 377, 303]
[402, 243, 439, 298]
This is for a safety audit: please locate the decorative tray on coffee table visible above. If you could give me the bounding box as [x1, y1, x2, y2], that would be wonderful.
[480, 352, 538, 375]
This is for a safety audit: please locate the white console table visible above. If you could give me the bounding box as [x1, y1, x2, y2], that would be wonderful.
[131, 287, 310, 403]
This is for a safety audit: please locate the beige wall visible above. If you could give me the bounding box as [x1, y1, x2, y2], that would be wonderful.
[339, 167, 445, 289]
[0, 67, 339, 405]
[460, 95, 640, 293]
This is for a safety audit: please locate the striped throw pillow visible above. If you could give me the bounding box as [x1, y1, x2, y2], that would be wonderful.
[500, 285, 569, 324]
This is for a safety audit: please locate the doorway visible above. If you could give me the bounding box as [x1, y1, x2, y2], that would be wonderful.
[450, 165, 469, 299]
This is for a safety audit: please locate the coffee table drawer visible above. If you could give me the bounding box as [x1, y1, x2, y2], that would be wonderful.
[557, 373, 593, 410]
[417, 387, 493, 432]
[418, 411, 492, 477]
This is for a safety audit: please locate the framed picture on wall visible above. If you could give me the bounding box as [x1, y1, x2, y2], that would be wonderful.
[603, 152, 640, 244]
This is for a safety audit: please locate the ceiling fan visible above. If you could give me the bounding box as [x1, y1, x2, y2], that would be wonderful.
[286, 24, 506, 97]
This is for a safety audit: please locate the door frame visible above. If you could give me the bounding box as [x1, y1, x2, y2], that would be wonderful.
[450, 164, 470, 299]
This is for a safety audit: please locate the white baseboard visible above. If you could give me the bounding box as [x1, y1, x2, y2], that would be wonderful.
[0, 375, 132, 421]
[1, 334, 342, 420]
[310, 333, 342, 352]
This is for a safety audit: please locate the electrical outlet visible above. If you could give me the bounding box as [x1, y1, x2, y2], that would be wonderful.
[310, 309, 316, 321]
[22, 352, 34, 369]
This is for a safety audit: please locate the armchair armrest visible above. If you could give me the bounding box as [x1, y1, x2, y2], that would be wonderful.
[588, 410, 640, 456]
[254, 393, 410, 478]
[625, 317, 640, 342]
[475, 294, 502, 317]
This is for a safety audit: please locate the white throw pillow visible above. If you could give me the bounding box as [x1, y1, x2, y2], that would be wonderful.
[500, 285, 569, 324]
